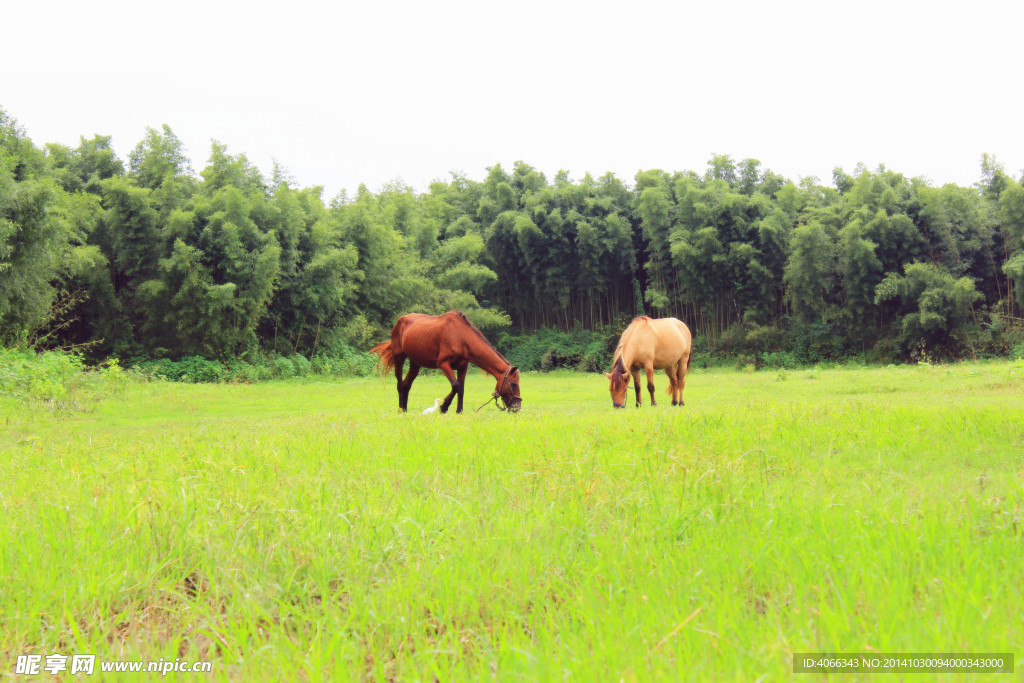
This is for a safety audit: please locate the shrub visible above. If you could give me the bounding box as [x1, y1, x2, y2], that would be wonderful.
[273, 356, 296, 379]
[312, 339, 378, 377]
[335, 346, 377, 376]
[499, 327, 614, 372]
[131, 352, 361, 383]
[791, 322, 842, 364]
[0, 348, 83, 401]
[759, 351, 798, 369]
[578, 341, 608, 372]
[178, 356, 226, 383]
[136, 357, 226, 382]
[135, 358, 181, 381]
[745, 324, 786, 354]
[311, 355, 334, 375]
[734, 353, 758, 370]
[225, 360, 260, 383]
[0, 349, 132, 411]
[291, 354, 312, 377]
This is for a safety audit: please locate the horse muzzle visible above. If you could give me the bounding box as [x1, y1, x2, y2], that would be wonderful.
[507, 398, 522, 413]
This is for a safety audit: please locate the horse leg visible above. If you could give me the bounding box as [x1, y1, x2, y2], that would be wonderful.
[394, 355, 408, 411]
[645, 363, 657, 406]
[666, 366, 679, 406]
[631, 368, 643, 407]
[397, 359, 420, 412]
[455, 363, 468, 414]
[438, 362, 460, 414]
[677, 358, 687, 406]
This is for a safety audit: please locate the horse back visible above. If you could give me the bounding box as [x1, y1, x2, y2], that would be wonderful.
[391, 312, 468, 368]
[658, 317, 692, 354]
[630, 317, 692, 368]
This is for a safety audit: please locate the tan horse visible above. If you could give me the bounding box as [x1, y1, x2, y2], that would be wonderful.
[604, 316, 692, 408]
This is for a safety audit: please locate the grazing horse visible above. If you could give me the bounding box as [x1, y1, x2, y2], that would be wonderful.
[371, 311, 522, 414]
[604, 316, 692, 409]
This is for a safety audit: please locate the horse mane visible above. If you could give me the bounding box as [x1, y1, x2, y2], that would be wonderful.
[612, 316, 649, 365]
[453, 311, 510, 365]
[609, 316, 651, 392]
[609, 356, 629, 392]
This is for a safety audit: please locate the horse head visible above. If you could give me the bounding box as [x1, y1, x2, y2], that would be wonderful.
[604, 365, 630, 409]
[497, 366, 522, 412]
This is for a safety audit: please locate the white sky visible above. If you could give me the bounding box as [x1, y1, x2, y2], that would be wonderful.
[3, 0, 1022, 200]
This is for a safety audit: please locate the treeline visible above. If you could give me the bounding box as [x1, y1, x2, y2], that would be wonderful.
[2, 107, 1023, 365]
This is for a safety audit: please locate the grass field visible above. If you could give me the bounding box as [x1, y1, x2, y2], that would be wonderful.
[1, 362, 1023, 680]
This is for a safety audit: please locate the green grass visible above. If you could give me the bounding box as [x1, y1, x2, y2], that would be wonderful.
[1, 362, 1023, 680]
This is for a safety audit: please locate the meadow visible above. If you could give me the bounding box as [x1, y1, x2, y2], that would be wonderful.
[1, 362, 1022, 680]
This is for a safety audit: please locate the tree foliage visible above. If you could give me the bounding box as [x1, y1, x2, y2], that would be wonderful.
[1, 106, 1021, 361]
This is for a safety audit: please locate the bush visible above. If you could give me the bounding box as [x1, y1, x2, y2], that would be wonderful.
[314, 339, 379, 377]
[179, 356, 226, 383]
[135, 358, 179, 381]
[792, 322, 842, 364]
[578, 341, 608, 372]
[0, 349, 132, 411]
[734, 354, 758, 370]
[130, 349, 377, 383]
[273, 356, 296, 379]
[0, 348, 84, 401]
[136, 356, 225, 382]
[334, 346, 377, 376]
[225, 359, 260, 383]
[759, 351, 798, 369]
[689, 336, 721, 369]
[291, 354, 312, 377]
[745, 324, 786, 353]
[311, 355, 334, 375]
[499, 327, 615, 372]
[254, 362, 273, 381]
[332, 315, 381, 350]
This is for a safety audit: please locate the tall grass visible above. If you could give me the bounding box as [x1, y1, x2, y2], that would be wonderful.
[0, 349, 132, 413]
[1, 362, 1022, 680]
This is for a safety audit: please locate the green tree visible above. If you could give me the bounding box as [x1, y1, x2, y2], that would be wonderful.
[0, 158, 70, 340]
[836, 220, 882, 338]
[874, 262, 981, 356]
[784, 221, 836, 323]
[129, 125, 192, 190]
[999, 180, 1024, 308]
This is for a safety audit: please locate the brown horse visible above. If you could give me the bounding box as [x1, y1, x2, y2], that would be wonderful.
[604, 316, 692, 409]
[371, 311, 522, 414]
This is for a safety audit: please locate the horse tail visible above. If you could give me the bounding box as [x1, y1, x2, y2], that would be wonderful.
[370, 340, 395, 377]
[687, 344, 694, 372]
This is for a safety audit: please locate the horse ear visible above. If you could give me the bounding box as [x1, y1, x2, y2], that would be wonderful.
[603, 372, 613, 379]
[510, 366, 518, 373]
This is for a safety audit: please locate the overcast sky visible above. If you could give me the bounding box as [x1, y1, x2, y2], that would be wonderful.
[3, 0, 1022, 200]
